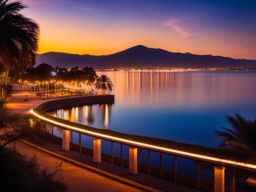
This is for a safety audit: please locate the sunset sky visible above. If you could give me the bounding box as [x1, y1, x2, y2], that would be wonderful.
[22, 0, 256, 59]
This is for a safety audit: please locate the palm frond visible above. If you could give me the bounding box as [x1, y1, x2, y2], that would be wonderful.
[217, 114, 256, 160]
[0, 0, 39, 77]
[94, 75, 113, 94]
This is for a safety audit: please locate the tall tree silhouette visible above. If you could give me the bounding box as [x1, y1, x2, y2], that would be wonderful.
[0, 0, 39, 76]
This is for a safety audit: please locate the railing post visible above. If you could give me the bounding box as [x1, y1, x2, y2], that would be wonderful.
[40, 121, 44, 132]
[62, 129, 70, 150]
[214, 166, 225, 192]
[45, 123, 50, 131]
[173, 156, 177, 182]
[120, 144, 123, 166]
[111, 141, 114, 164]
[79, 133, 82, 153]
[45, 123, 51, 139]
[197, 163, 201, 190]
[70, 131, 73, 143]
[51, 124, 54, 142]
[129, 147, 138, 175]
[147, 150, 151, 175]
[160, 153, 163, 178]
[93, 138, 101, 163]
[231, 170, 236, 192]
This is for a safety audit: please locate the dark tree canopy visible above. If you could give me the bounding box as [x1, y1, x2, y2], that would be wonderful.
[24, 63, 97, 83]
[0, 0, 39, 76]
[58, 66, 97, 82]
[25, 63, 54, 80]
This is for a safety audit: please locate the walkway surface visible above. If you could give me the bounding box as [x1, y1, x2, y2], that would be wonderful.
[23, 139, 198, 192]
[11, 141, 141, 192]
[6, 85, 197, 192]
[6, 86, 143, 192]
[6, 84, 65, 114]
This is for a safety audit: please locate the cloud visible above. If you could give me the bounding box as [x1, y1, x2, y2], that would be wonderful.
[163, 19, 192, 38]
[74, 6, 93, 11]
[21, 0, 58, 6]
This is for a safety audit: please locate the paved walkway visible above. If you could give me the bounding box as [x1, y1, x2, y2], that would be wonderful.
[23, 139, 198, 192]
[6, 85, 143, 192]
[6, 84, 67, 114]
[6, 85, 197, 192]
[11, 141, 141, 192]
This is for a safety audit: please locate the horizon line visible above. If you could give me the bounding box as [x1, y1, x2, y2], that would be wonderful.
[37, 45, 256, 61]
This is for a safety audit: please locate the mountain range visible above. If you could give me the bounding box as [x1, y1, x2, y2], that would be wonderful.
[36, 45, 256, 69]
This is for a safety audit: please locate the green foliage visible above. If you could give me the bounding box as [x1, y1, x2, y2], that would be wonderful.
[217, 114, 256, 161]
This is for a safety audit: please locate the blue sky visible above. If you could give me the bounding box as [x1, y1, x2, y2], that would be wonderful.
[22, 0, 256, 59]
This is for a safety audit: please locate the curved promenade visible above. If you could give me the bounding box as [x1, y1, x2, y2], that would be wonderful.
[30, 95, 256, 192]
[6, 89, 143, 192]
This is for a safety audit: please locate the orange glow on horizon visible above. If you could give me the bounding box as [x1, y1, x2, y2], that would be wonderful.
[36, 18, 255, 59]
[21, 0, 256, 59]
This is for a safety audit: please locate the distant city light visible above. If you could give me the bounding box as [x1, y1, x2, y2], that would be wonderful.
[51, 71, 57, 76]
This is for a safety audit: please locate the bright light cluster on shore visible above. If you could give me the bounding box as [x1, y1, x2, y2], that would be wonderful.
[19, 79, 94, 93]
[99, 68, 232, 73]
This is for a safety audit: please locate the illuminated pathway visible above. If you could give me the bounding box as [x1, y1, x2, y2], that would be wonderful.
[6, 86, 158, 192]
[6, 87, 143, 192]
[12, 141, 142, 192]
[6, 84, 72, 113]
[7, 87, 142, 192]
[6, 84, 56, 114]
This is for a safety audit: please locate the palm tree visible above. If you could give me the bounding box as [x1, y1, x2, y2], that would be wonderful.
[217, 114, 256, 161]
[0, 0, 39, 76]
[94, 75, 113, 95]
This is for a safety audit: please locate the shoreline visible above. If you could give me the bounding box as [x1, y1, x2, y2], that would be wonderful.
[96, 67, 256, 72]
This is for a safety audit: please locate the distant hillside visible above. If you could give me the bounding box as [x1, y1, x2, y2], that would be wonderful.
[36, 52, 101, 68]
[36, 45, 256, 69]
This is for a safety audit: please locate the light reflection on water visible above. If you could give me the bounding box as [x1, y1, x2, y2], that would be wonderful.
[54, 71, 256, 148]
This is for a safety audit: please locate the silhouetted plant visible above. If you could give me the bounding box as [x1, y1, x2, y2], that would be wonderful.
[0, 148, 67, 192]
[0, 71, 10, 98]
[0, 0, 39, 98]
[0, 100, 30, 149]
[0, 103, 67, 191]
[217, 114, 256, 161]
[0, 0, 39, 74]
[25, 63, 54, 81]
[94, 75, 113, 95]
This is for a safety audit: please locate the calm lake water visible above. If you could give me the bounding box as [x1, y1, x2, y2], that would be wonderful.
[54, 70, 256, 148]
